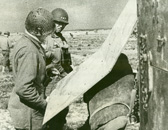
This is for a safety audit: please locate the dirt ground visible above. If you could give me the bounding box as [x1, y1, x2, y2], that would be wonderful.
[0, 29, 139, 130]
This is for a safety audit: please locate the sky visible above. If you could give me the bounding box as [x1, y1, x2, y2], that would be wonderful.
[0, 0, 128, 32]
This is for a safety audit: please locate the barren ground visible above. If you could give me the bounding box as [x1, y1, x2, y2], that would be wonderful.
[0, 29, 138, 130]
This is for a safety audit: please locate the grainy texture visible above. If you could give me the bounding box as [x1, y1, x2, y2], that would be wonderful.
[44, 0, 137, 123]
[0, 30, 138, 130]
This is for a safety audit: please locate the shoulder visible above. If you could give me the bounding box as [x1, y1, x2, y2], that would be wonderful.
[45, 35, 53, 41]
[14, 36, 31, 49]
[45, 35, 56, 45]
[13, 35, 37, 56]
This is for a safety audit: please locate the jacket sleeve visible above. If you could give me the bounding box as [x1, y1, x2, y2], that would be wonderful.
[15, 49, 47, 112]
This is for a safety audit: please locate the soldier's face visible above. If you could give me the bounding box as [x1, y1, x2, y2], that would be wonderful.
[54, 22, 67, 33]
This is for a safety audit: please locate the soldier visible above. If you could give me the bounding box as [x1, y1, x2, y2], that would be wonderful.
[8, 8, 55, 130]
[43, 8, 73, 77]
[0, 31, 10, 73]
[43, 8, 73, 130]
[79, 53, 135, 130]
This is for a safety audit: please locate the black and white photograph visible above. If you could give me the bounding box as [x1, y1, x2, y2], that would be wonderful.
[1, 0, 167, 130]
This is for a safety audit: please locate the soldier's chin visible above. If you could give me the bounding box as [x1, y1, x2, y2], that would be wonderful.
[55, 29, 62, 33]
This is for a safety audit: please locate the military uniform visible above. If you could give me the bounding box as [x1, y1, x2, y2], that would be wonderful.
[43, 8, 72, 130]
[82, 53, 134, 130]
[44, 32, 72, 74]
[43, 32, 71, 130]
[8, 32, 48, 130]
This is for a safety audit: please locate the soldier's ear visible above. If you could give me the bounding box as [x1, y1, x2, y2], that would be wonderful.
[34, 27, 43, 37]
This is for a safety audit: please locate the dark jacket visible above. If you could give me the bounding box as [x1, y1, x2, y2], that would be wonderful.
[8, 33, 47, 130]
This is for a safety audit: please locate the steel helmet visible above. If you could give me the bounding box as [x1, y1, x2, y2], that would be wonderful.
[51, 8, 69, 24]
[25, 8, 55, 35]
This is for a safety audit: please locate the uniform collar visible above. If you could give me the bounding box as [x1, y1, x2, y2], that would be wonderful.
[24, 29, 42, 50]
[24, 30, 46, 59]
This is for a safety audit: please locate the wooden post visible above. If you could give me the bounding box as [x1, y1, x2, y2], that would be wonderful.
[138, 0, 168, 129]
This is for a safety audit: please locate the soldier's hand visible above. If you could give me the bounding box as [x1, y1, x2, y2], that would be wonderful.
[51, 68, 60, 76]
[46, 68, 60, 78]
[60, 71, 67, 78]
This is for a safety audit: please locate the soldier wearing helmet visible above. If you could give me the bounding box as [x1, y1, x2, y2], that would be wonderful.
[52, 8, 69, 33]
[52, 8, 69, 24]
[43, 8, 72, 130]
[52, 8, 73, 74]
[8, 8, 54, 130]
[0, 31, 11, 73]
[43, 8, 72, 76]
